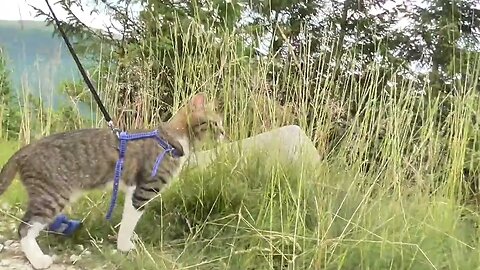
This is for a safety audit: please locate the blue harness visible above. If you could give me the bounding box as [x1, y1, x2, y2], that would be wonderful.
[49, 129, 182, 236]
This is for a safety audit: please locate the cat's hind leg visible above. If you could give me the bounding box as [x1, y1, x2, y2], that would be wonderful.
[18, 216, 52, 269]
[18, 185, 69, 269]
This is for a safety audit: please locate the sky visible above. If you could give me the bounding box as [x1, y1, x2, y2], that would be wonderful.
[0, 0, 118, 30]
[2, 0, 413, 31]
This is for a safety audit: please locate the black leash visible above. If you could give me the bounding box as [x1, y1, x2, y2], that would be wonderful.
[44, 0, 119, 135]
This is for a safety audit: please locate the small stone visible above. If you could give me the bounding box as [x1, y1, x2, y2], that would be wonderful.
[1, 202, 9, 210]
[69, 254, 81, 263]
[0, 259, 10, 266]
[9, 241, 20, 249]
[4, 240, 14, 246]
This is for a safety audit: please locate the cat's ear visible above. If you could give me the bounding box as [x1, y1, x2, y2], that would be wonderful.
[190, 92, 207, 111]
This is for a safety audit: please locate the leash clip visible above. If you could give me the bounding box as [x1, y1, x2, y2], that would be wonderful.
[107, 120, 121, 138]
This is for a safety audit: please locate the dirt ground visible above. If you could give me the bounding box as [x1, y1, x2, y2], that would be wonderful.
[0, 240, 79, 270]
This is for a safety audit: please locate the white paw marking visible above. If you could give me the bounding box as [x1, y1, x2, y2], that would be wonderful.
[29, 254, 53, 269]
[20, 222, 52, 269]
[117, 239, 135, 252]
[117, 186, 142, 253]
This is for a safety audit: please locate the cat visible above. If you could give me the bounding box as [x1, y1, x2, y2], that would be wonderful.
[0, 92, 225, 269]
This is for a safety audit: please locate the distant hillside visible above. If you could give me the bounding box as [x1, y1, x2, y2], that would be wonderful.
[0, 20, 80, 107]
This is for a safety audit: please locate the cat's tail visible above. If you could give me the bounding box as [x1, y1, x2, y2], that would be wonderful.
[0, 152, 19, 195]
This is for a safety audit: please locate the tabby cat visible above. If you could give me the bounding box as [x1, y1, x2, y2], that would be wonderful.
[0, 93, 225, 269]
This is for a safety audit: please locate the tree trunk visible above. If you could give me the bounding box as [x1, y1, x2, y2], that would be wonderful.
[333, 0, 351, 80]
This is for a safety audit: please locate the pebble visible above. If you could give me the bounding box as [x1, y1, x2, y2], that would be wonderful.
[4, 240, 14, 246]
[0, 259, 11, 266]
[4, 241, 20, 250]
[0, 203, 9, 210]
[69, 254, 81, 263]
[0, 259, 33, 270]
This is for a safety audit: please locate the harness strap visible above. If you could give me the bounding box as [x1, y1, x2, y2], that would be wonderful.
[151, 147, 174, 177]
[105, 130, 181, 220]
[105, 135, 128, 220]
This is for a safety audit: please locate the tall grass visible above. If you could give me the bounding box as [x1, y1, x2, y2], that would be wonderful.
[1, 18, 480, 269]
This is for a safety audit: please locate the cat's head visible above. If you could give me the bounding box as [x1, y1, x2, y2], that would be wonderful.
[171, 92, 226, 146]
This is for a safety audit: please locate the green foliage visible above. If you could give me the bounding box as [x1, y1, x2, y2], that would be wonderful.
[399, 0, 480, 94]
[0, 47, 21, 139]
[58, 79, 92, 104]
[32, 0, 480, 96]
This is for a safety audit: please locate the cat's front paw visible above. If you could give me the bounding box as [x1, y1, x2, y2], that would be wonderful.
[29, 254, 53, 269]
[117, 239, 135, 252]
